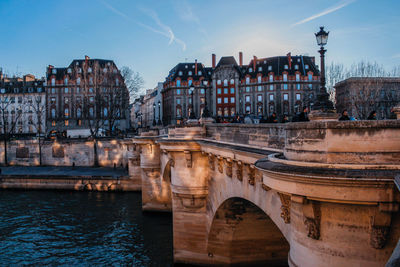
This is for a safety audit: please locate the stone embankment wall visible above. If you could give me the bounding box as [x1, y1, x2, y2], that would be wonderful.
[1, 138, 130, 167]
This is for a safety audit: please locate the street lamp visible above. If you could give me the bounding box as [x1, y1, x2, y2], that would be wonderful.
[157, 100, 162, 125]
[201, 86, 211, 118]
[311, 26, 335, 114]
[189, 85, 196, 119]
[152, 103, 156, 126]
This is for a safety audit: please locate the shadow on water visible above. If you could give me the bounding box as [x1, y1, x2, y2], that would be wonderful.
[0, 190, 173, 266]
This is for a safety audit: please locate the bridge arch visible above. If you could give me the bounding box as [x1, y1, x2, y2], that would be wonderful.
[207, 197, 289, 266]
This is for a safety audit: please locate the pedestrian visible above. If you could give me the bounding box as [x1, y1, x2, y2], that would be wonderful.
[367, 111, 377, 120]
[244, 112, 253, 124]
[298, 107, 310, 122]
[339, 109, 350, 121]
[267, 112, 278, 123]
[281, 115, 289, 123]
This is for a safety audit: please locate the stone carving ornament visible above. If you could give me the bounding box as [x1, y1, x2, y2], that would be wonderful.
[278, 193, 291, 224]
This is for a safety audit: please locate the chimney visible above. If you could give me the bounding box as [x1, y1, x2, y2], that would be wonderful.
[253, 56, 257, 71]
[239, 52, 243, 66]
[287, 52, 292, 69]
[195, 59, 198, 75]
[85, 55, 90, 61]
[212, 54, 216, 68]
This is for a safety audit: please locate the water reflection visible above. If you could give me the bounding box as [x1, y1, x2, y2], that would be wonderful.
[0, 191, 173, 266]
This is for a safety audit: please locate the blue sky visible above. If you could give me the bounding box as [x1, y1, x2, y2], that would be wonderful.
[0, 0, 399, 89]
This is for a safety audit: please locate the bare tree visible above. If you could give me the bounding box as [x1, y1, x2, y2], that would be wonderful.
[0, 96, 22, 165]
[120, 66, 144, 102]
[326, 62, 347, 104]
[28, 95, 46, 165]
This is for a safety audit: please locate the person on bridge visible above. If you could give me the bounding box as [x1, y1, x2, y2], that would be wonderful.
[267, 112, 278, 123]
[367, 110, 377, 120]
[297, 107, 310, 122]
[339, 109, 350, 121]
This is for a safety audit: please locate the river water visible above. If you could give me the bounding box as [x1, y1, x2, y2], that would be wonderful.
[0, 191, 173, 266]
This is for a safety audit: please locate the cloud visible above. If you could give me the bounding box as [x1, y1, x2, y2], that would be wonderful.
[175, 0, 200, 24]
[392, 53, 400, 59]
[100, 0, 186, 51]
[291, 0, 356, 27]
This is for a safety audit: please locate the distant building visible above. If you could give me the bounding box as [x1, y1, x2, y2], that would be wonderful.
[162, 52, 320, 125]
[0, 71, 46, 134]
[335, 77, 400, 119]
[45, 57, 129, 135]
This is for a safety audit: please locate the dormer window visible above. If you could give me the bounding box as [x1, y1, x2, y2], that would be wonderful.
[217, 80, 221, 85]
[249, 68, 253, 73]
[269, 75, 273, 82]
[178, 71, 183, 76]
[268, 66, 272, 71]
[203, 81, 208, 86]
[245, 77, 250, 84]
[192, 65, 195, 68]
[296, 74, 300, 81]
[116, 78, 119, 86]
[258, 66, 262, 72]
[283, 74, 288, 82]
[257, 76, 262, 83]
[52, 69, 57, 74]
[103, 68, 107, 73]
[308, 74, 313, 81]
[64, 78, 68, 85]
[188, 71, 192, 76]
[185, 65, 188, 69]
[294, 65, 299, 70]
[230, 79, 234, 85]
[223, 79, 228, 86]
[88, 67, 92, 73]
[51, 78, 55, 86]
[176, 80, 181, 87]
[67, 68, 72, 74]
[284, 65, 288, 70]
[77, 77, 81, 85]
[263, 60, 267, 64]
[188, 80, 193, 86]
[305, 64, 309, 70]
[198, 71, 202, 76]
[78, 68, 82, 73]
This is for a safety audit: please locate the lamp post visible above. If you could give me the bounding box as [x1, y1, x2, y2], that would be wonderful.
[157, 100, 162, 125]
[189, 85, 196, 119]
[309, 26, 338, 120]
[201, 87, 211, 118]
[152, 103, 156, 126]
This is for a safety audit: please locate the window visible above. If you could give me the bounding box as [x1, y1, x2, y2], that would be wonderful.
[64, 78, 68, 85]
[270, 85, 274, 91]
[283, 93, 289, 101]
[245, 105, 251, 112]
[76, 87, 80, 93]
[284, 64, 288, 69]
[18, 96, 22, 103]
[188, 80, 193, 86]
[77, 77, 81, 85]
[64, 97, 69, 104]
[217, 88, 221, 94]
[188, 71, 192, 76]
[51, 88, 56, 94]
[230, 79, 234, 85]
[269, 94, 274, 101]
[176, 80, 181, 87]
[296, 74, 300, 81]
[249, 68, 253, 73]
[258, 66, 262, 72]
[88, 67, 92, 73]
[296, 93, 301, 101]
[269, 75, 273, 82]
[89, 107, 94, 117]
[308, 74, 313, 81]
[176, 98, 181, 105]
[51, 109, 56, 118]
[257, 95, 262, 102]
[89, 96, 94, 102]
[64, 120, 69, 126]
[198, 71, 202, 76]
[10, 97, 15, 103]
[177, 89, 181, 95]
[64, 108, 69, 118]
[283, 84, 288, 90]
[305, 64, 309, 70]
[89, 87, 94, 93]
[203, 81, 208, 86]
[224, 88, 228, 94]
[230, 97, 235, 103]
[52, 69, 57, 74]
[246, 77, 250, 84]
[268, 66, 272, 71]
[115, 78, 119, 86]
[283, 74, 288, 82]
[224, 97, 228, 103]
[178, 71, 183, 76]
[51, 97, 56, 104]
[103, 107, 108, 117]
[200, 97, 205, 104]
[294, 65, 299, 70]
[224, 107, 229, 116]
[230, 88, 235, 94]
[223, 79, 228, 86]
[245, 95, 251, 103]
[77, 107, 82, 118]
[51, 78, 55, 86]
[200, 88, 205, 94]
[52, 121, 56, 126]
[176, 107, 181, 117]
[245, 87, 250, 93]
[217, 80, 221, 85]
[258, 76, 262, 83]
[217, 108, 222, 116]
[258, 86, 262, 92]
[64, 88, 69, 93]
[231, 108, 236, 116]
[217, 97, 222, 104]
[77, 120, 82, 126]
[308, 84, 312, 89]
[185, 65, 188, 69]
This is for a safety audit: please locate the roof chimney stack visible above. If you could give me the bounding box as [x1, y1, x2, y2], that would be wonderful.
[195, 59, 198, 75]
[212, 54, 216, 68]
[239, 52, 243, 67]
[85, 55, 90, 61]
[253, 56, 257, 71]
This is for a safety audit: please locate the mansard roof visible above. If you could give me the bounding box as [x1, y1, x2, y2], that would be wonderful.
[166, 62, 210, 82]
[243, 56, 320, 78]
[216, 56, 238, 68]
[0, 78, 45, 94]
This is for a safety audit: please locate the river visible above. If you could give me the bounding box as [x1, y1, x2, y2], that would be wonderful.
[0, 191, 173, 266]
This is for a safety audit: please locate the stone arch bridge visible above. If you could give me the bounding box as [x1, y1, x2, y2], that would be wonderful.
[130, 121, 400, 266]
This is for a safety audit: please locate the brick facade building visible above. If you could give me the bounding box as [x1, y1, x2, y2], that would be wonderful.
[335, 77, 400, 119]
[162, 53, 320, 125]
[45, 57, 129, 135]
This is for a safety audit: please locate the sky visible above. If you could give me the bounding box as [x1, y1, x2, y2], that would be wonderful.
[0, 0, 399, 89]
